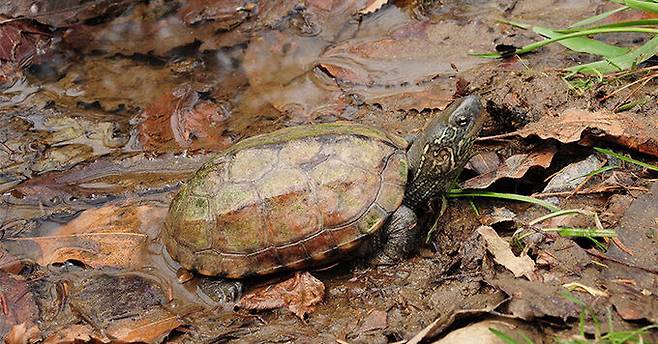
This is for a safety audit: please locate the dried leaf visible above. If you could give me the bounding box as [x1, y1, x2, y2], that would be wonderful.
[4, 323, 41, 344]
[519, 108, 658, 157]
[237, 272, 325, 320]
[477, 226, 536, 280]
[462, 145, 556, 189]
[359, 0, 388, 14]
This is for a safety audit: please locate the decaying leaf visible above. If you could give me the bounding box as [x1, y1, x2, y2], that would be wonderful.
[358, 309, 388, 332]
[237, 271, 325, 320]
[0, 0, 133, 27]
[0, 20, 51, 65]
[433, 319, 540, 344]
[359, 0, 388, 14]
[518, 109, 658, 157]
[0, 273, 39, 340]
[138, 87, 233, 153]
[0, 204, 167, 269]
[462, 145, 556, 189]
[477, 226, 536, 280]
[492, 278, 580, 320]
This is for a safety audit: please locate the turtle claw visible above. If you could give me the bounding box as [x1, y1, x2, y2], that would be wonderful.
[197, 278, 243, 304]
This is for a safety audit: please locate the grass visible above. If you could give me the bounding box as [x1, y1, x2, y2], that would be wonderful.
[447, 189, 561, 212]
[490, 291, 658, 343]
[594, 147, 658, 172]
[473, 0, 658, 80]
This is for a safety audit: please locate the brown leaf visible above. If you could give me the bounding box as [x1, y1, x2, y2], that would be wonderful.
[237, 271, 325, 320]
[0, 273, 39, 340]
[359, 0, 389, 14]
[519, 108, 658, 157]
[5, 323, 41, 344]
[462, 145, 556, 189]
[105, 308, 184, 343]
[138, 87, 233, 153]
[359, 309, 388, 332]
[0, 204, 167, 269]
[477, 226, 536, 280]
[0, 0, 133, 27]
[0, 20, 51, 65]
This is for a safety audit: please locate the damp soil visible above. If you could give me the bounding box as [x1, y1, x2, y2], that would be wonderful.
[1, 0, 658, 343]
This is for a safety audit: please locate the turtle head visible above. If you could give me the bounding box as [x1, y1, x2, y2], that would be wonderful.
[404, 95, 483, 209]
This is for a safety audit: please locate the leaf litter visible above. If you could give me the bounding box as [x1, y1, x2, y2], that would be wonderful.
[1, 0, 658, 342]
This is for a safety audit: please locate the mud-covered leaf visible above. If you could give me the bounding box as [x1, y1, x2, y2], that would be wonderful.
[0, 20, 51, 65]
[358, 309, 388, 332]
[477, 226, 537, 280]
[237, 271, 325, 320]
[492, 278, 580, 320]
[463, 145, 556, 189]
[1, 204, 166, 269]
[0, 0, 133, 27]
[0, 273, 39, 340]
[105, 308, 184, 342]
[138, 88, 233, 152]
[177, 0, 246, 25]
[519, 109, 658, 157]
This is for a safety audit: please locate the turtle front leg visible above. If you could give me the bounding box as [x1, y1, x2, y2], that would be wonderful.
[370, 205, 419, 265]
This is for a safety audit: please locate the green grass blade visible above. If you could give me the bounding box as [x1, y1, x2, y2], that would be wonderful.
[489, 328, 525, 344]
[594, 147, 658, 171]
[471, 27, 658, 58]
[624, 0, 658, 13]
[542, 227, 617, 237]
[566, 34, 658, 74]
[559, 19, 658, 33]
[568, 6, 629, 28]
[447, 190, 561, 212]
[533, 26, 629, 58]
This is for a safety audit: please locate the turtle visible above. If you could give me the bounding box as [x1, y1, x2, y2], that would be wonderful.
[163, 95, 483, 301]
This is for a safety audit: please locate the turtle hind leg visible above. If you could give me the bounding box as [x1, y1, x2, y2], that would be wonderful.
[369, 205, 419, 266]
[197, 277, 243, 304]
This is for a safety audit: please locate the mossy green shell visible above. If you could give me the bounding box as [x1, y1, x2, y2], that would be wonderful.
[163, 122, 409, 278]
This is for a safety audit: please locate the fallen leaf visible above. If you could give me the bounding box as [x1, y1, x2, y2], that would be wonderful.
[491, 278, 580, 320]
[359, 0, 388, 14]
[465, 151, 503, 176]
[462, 145, 556, 189]
[237, 271, 325, 320]
[105, 308, 184, 343]
[543, 155, 604, 193]
[0, 273, 39, 340]
[138, 87, 233, 153]
[0, 204, 167, 269]
[0, 20, 51, 65]
[609, 287, 658, 323]
[477, 226, 536, 280]
[519, 109, 658, 158]
[358, 309, 388, 332]
[4, 322, 41, 344]
[432, 319, 540, 344]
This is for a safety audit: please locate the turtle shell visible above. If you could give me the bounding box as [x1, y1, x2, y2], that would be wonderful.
[163, 122, 409, 278]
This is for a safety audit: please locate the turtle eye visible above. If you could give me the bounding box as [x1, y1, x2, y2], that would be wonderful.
[455, 115, 469, 127]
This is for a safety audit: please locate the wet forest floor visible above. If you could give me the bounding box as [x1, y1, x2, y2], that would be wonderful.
[1, 0, 658, 343]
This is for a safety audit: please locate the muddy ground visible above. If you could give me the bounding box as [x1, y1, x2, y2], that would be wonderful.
[1, 0, 657, 343]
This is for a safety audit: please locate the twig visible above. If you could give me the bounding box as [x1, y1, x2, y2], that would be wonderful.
[586, 249, 658, 274]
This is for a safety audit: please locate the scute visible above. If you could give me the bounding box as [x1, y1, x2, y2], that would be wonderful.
[164, 122, 409, 277]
